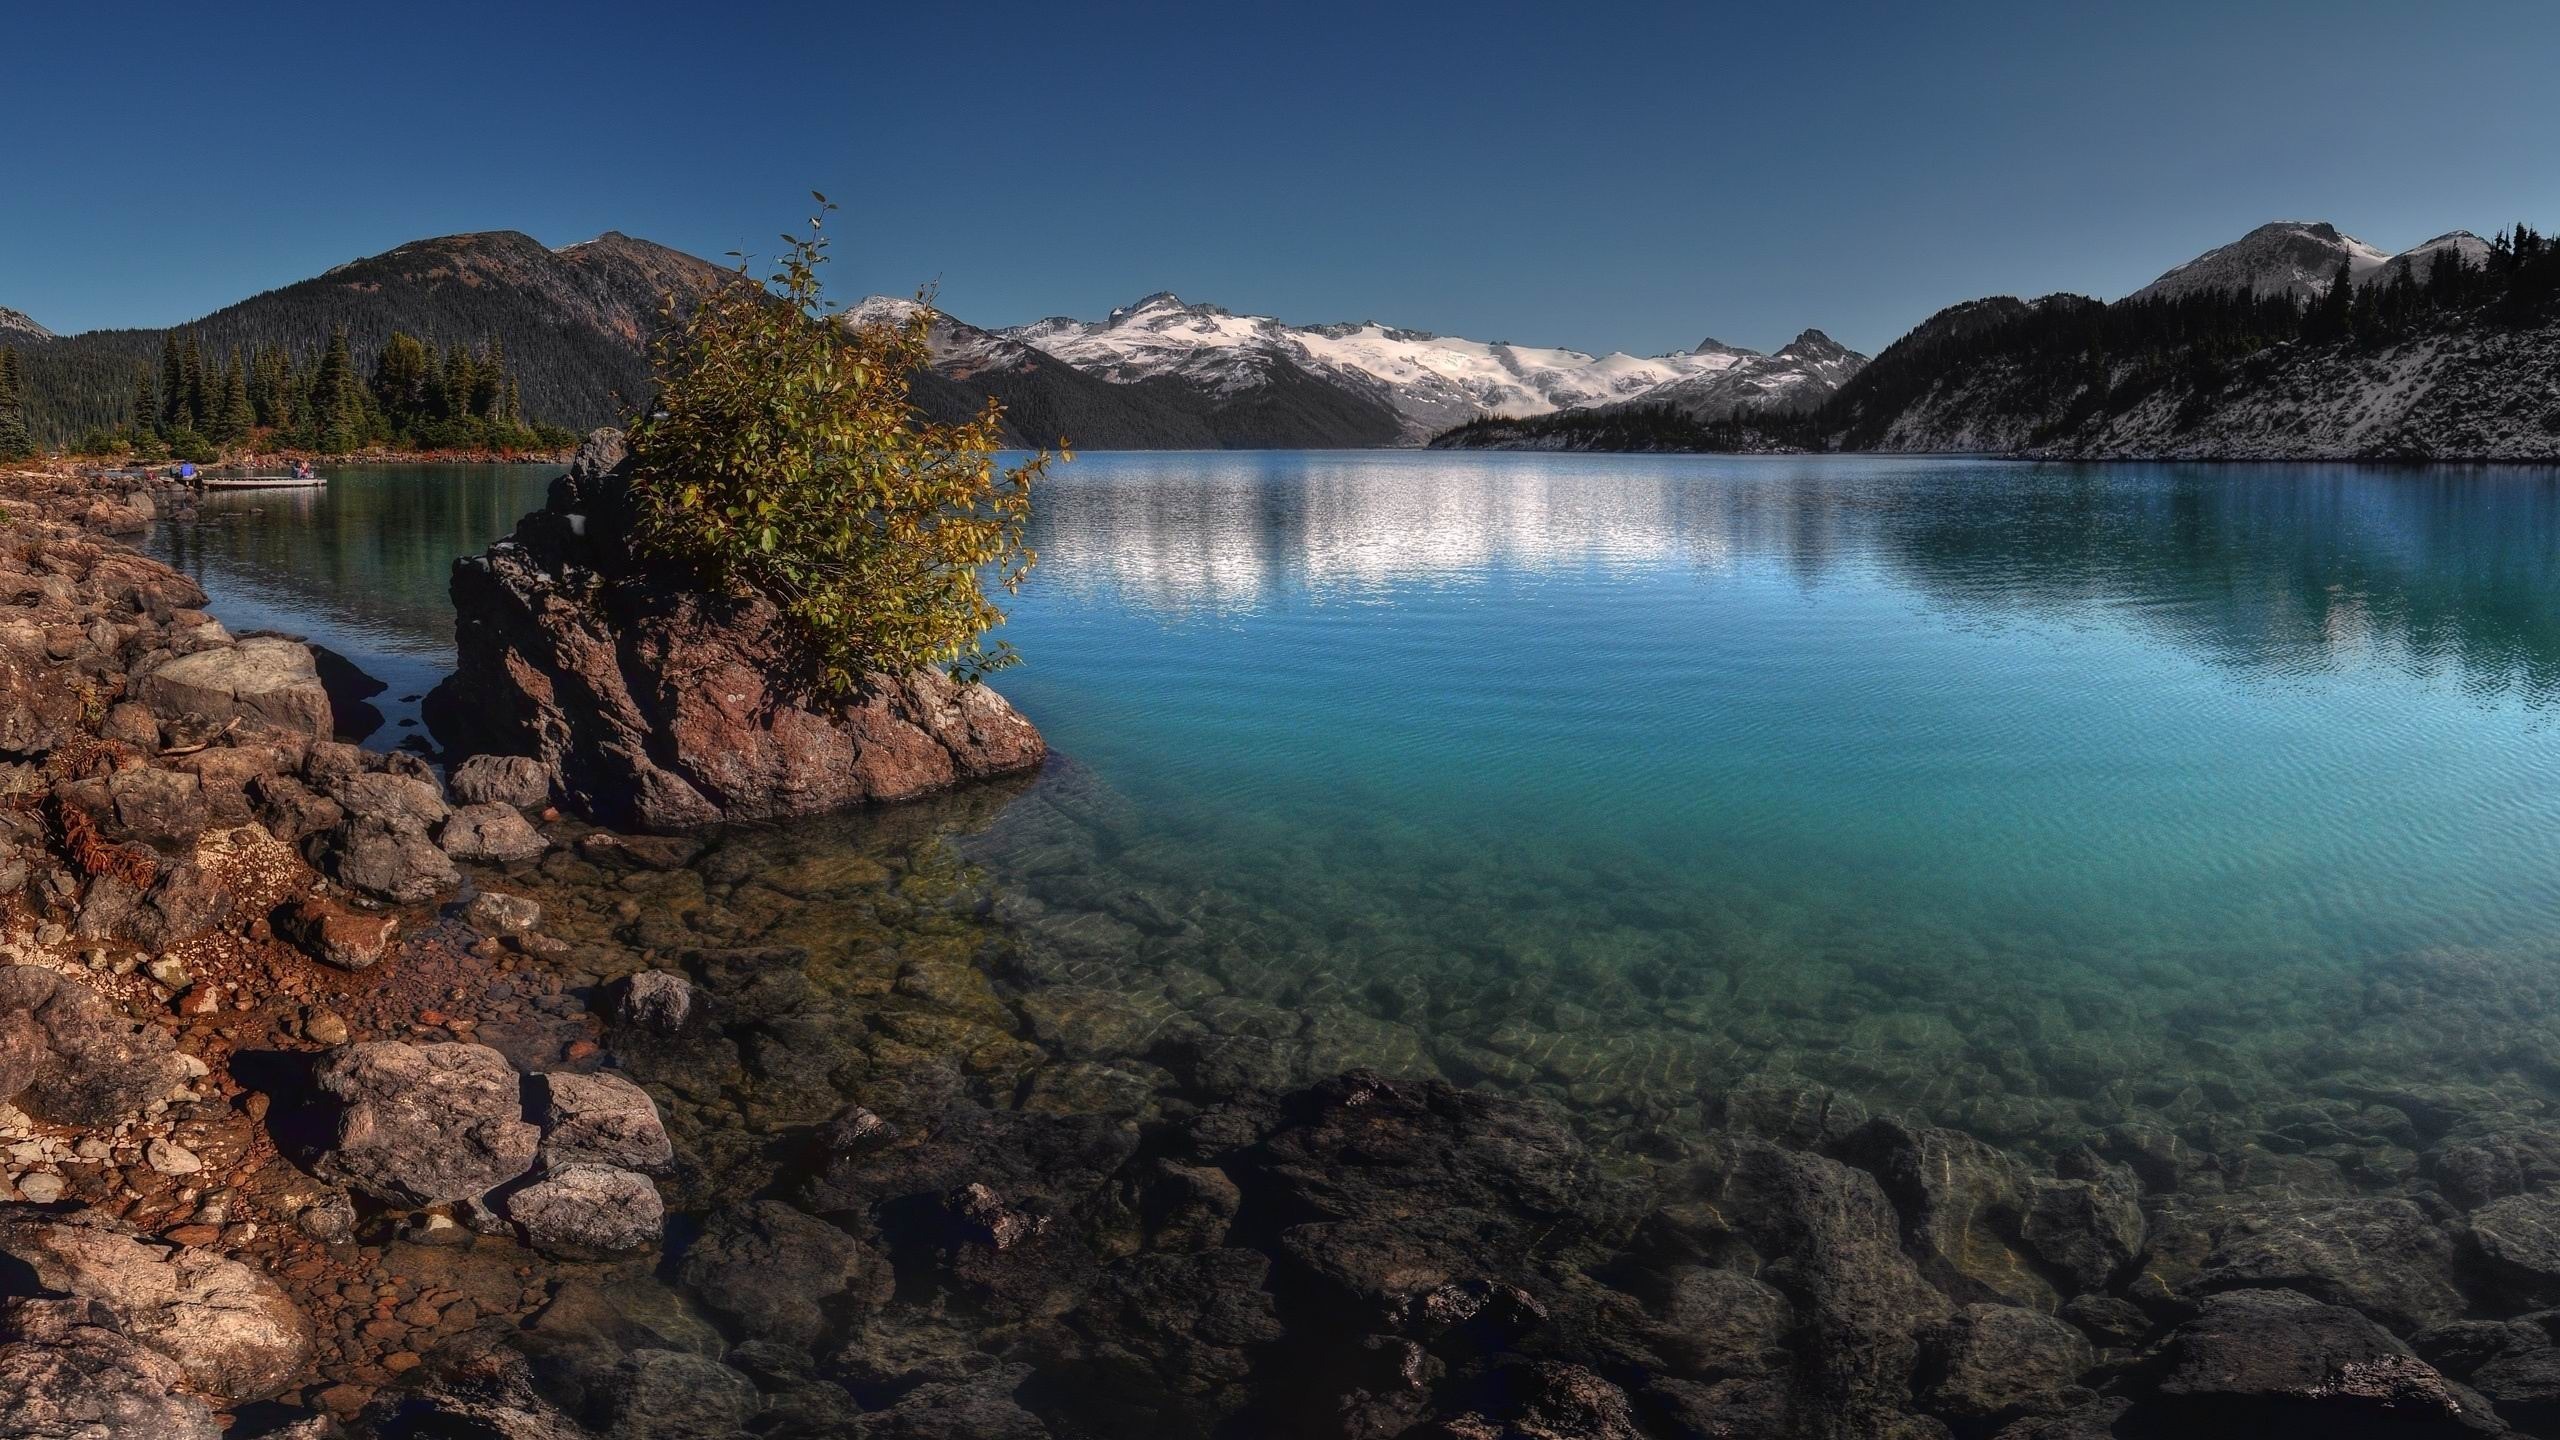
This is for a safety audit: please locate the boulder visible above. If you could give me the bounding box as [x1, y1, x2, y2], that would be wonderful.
[137, 635, 332, 737]
[311, 1041, 539, 1205]
[2465, 1192, 2560, 1304]
[2193, 1196, 2464, 1333]
[462, 889, 541, 935]
[1680, 1134, 1953, 1434]
[533, 1070, 673, 1172]
[499, 1163, 664, 1253]
[425, 428, 1045, 829]
[273, 897, 398, 971]
[315, 818, 457, 904]
[2021, 1172, 2146, 1292]
[679, 1199, 894, 1347]
[0, 1297, 222, 1440]
[437, 802, 549, 863]
[0, 966, 188, 1126]
[101, 767, 208, 847]
[613, 969, 695, 1034]
[2151, 1289, 2502, 1435]
[0, 1209, 313, 1400]
[448, 753, 552, 808]
[1832, 1118, 2054, 1309]
[1921, 1303, 2093, 1424]
[323, 770, 449, 832]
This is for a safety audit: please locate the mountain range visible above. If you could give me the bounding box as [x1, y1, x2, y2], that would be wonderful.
[2, 233, 1861, 451]
[9, 216, 2555, 459]
[858, 290, 1866, 449]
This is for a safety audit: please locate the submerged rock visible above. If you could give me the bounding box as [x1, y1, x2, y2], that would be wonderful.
[426, 429, 1046, 829]
[2149, 1288, 2502, 1435]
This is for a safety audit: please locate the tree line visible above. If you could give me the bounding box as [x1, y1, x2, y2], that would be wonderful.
[84, 327, 576, 461]
[1818, 224, 2560, 448]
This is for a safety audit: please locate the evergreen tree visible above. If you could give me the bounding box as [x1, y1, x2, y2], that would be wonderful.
[179, 331, 209, 430]
[213, 350, 255, 446]
[158, 334, 188, 432]
[128, 365, 159, 441]
[2308, 260, 2355, 343]
[0, 349, 32, 459]
[310, 327, 366, 454]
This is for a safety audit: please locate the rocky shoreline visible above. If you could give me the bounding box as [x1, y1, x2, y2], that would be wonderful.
[9, 457, 2560, 1439]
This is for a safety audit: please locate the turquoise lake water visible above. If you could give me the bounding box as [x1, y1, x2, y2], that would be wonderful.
[151, 452, 2560, 1136]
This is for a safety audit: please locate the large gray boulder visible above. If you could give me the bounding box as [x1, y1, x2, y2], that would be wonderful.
[533, 1071, 672, 1173]
[499, 1163, 664, 1254]
[312, 1041, 539, 1205]
[138, 634, 332, 737]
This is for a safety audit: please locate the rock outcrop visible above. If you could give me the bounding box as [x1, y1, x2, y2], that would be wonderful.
[427, 430, 1045, 830]
[0, 1208, 314, 1401]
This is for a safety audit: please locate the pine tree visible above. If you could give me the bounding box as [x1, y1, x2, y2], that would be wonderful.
[2308, 260, 2354, 344]
[0, 349, 32, 460]
[213, 350, 255, 446]
[310, 327, 366, 454]
[129, 365, 159, 440]
[180, 331, 209, 430]
[158, 334, 187, 432]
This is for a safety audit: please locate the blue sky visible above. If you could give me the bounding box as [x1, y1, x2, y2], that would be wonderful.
[8, 0, 2556, 356]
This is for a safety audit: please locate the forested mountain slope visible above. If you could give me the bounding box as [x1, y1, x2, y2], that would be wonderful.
[14, 232, 725, 444]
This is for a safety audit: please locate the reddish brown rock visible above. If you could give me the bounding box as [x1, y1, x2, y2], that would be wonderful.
[426, 430, 1044, 829]
[275, 897, 400, 971]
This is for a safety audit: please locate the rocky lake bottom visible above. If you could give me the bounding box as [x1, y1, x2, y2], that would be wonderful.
[26, 450, 2560, 1437]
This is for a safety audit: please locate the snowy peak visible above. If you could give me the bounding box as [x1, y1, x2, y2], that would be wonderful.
[2369, 231, 2493, 287]
[2129, 220, 2478, 303]
[986, 296, 1848, 441]
[1629, 328, 1871, 423]
[847, 294, 1039, 378]
[1777, 328, 1853, 361]
[0, 307, 50, 343]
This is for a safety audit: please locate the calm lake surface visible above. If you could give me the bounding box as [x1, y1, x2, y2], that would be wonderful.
[151, 452, 2560, 1137]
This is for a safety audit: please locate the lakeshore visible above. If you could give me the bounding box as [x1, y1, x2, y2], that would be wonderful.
[8, 454, 2560, 1437]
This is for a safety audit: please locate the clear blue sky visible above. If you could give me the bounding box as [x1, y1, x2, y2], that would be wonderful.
[8, 0, 2556, 357]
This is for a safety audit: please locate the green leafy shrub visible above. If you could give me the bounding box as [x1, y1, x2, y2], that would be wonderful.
[625, 197, 1053, 694]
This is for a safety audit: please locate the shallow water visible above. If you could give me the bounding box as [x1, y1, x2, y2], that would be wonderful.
[154, 453, 2560, 1128]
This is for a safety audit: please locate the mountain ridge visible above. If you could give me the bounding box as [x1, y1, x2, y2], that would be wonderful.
[13, 231, 729, 445]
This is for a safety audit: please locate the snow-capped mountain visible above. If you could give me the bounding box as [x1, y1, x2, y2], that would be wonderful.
[2131, 222, 2489, 302]
[1625, 329, 1867, 422]
[997, 293, 1822, 442]
[0, 307, 52, 343]
[846, 295, 1043, 377]
[845, 294, 1408, 451]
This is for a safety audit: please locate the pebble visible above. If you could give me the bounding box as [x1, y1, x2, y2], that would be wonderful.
[304, 1007, 351, 1046]
[18, 1172, 64, 1203]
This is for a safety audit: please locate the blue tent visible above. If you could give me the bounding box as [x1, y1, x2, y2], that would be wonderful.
[177, 462, 197, 480]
